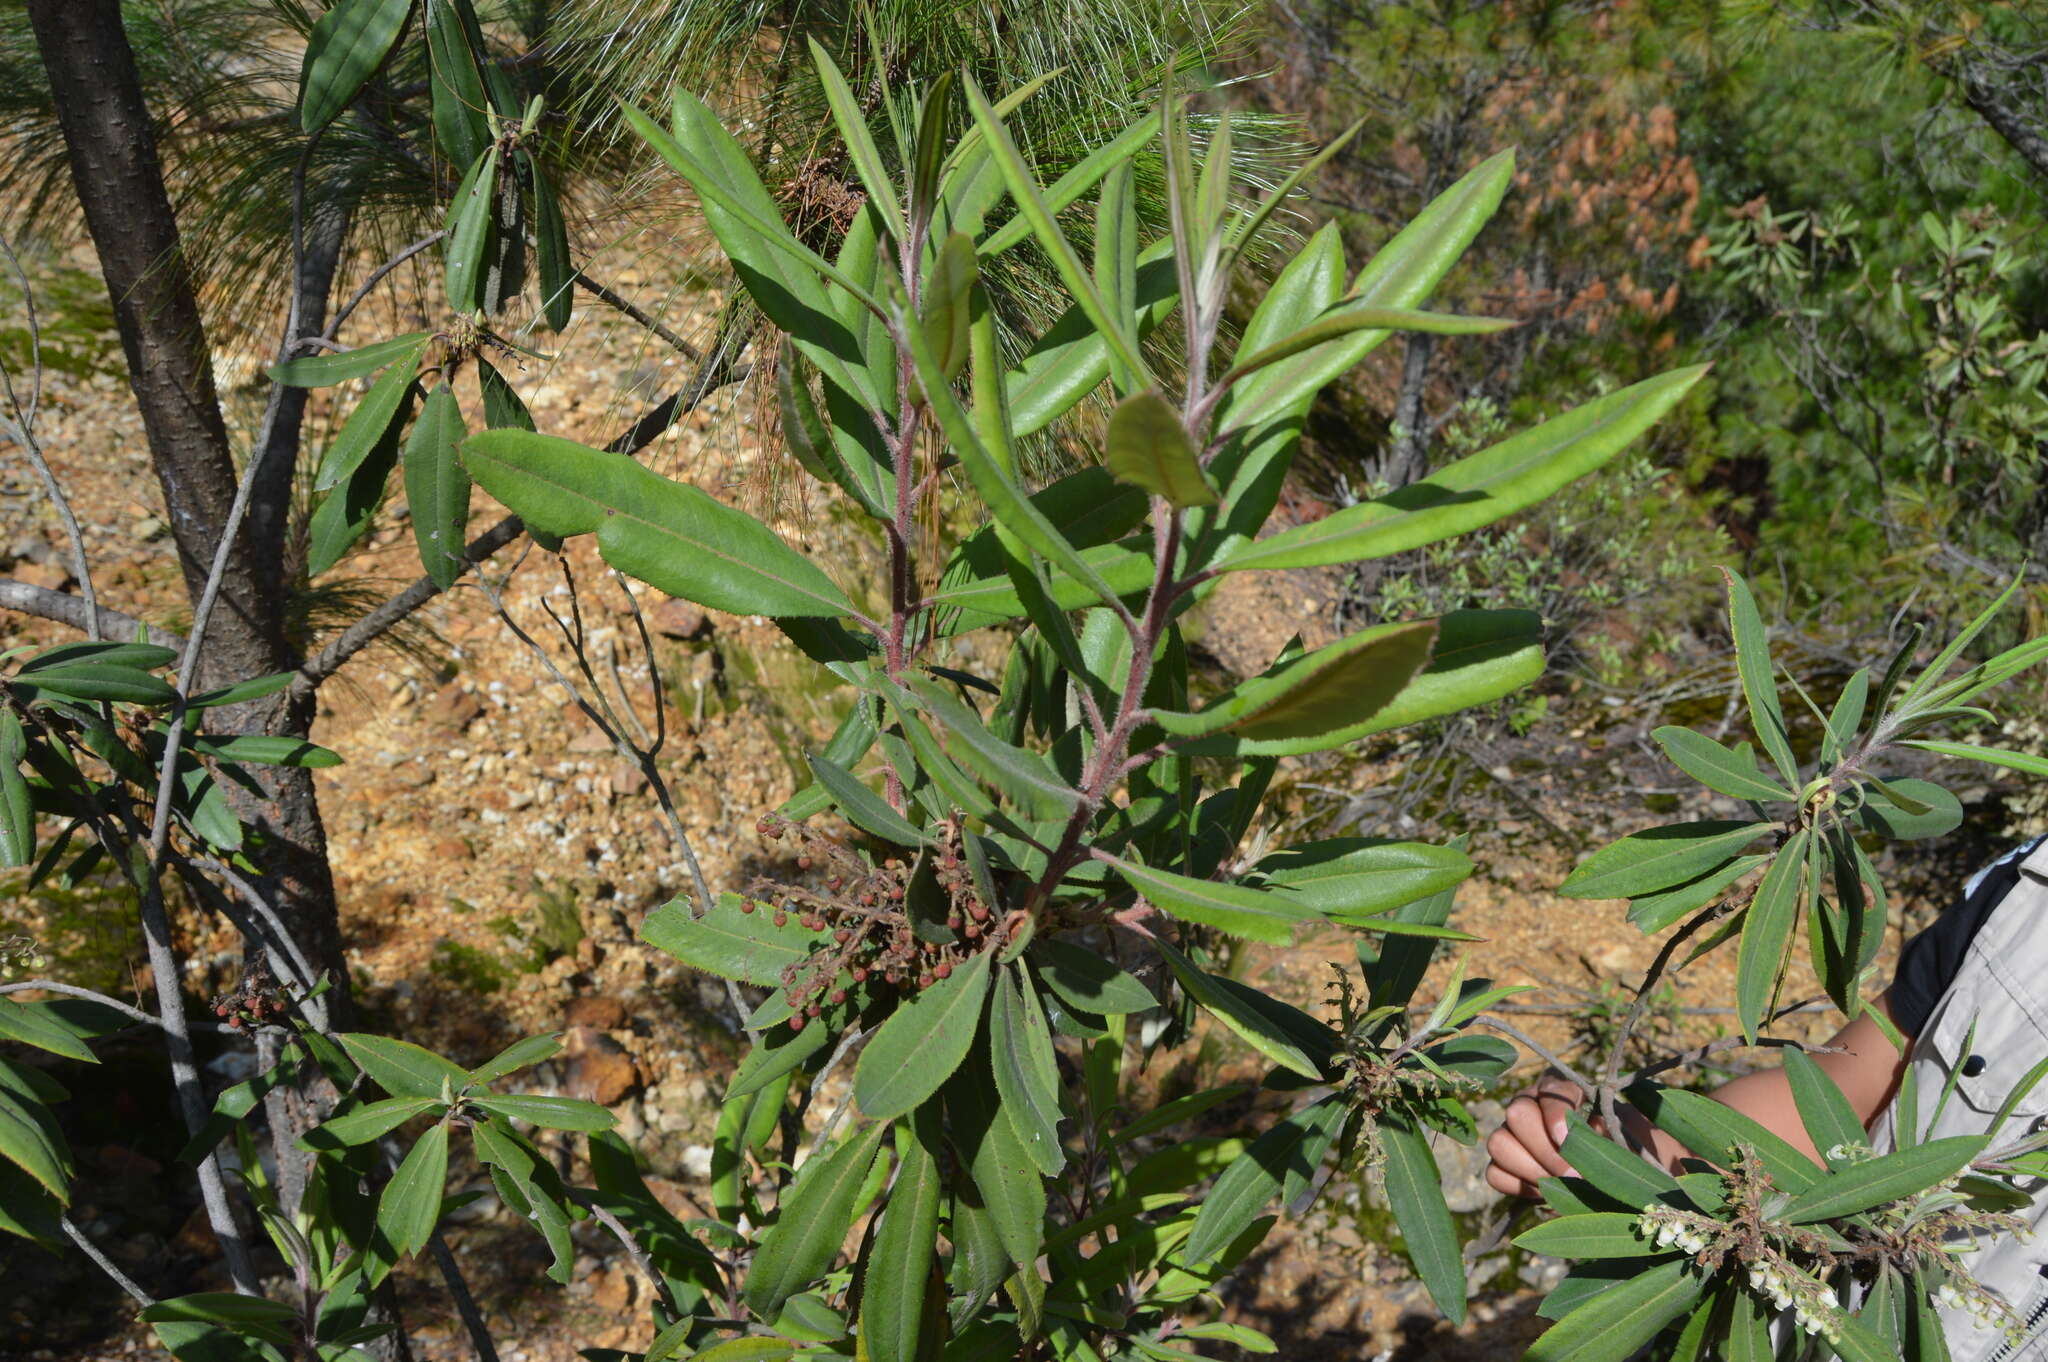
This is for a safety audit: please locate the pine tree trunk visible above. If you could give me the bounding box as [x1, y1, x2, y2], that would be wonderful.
[27, 0, 352, 1022]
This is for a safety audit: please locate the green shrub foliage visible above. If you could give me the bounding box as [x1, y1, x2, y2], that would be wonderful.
[5, 14, 2048, 1362]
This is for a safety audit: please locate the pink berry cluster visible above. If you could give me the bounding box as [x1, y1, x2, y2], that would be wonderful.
[209, 962, 290, 1031]
[747, 812, 1010, 1030]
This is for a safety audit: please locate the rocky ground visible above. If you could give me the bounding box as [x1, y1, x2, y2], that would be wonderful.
[0, 243, 2010, 1361]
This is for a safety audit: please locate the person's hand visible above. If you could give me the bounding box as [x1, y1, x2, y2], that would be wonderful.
[1485, 1075, 1597, 1197]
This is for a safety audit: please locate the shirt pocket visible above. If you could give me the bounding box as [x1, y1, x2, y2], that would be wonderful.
[1915, 974, 2048, 1144]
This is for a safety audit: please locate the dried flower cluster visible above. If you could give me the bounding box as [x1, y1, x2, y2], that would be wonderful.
[751, 813, 1011, 1028]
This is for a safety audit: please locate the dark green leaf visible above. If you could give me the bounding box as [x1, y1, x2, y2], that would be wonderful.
[445, 149, 499, 313]
[1185, 1095, 1344, 1263]
[744, 1121, 889, 1316]
[858, 1109, 943, 1362]
[1782, 1136, 1982, 1223]
[1513, 1212, 1664, 1259]
[336, 1033, 469, 1100]
[1560, 821, 1773, 901]
[463, 430, 855, 618]
[1735, 832, 1807, 1042]
[0, 714, 31, 868]
[924, 233, 978, 380]
[809, 753, 932, 847]
[1104, 389, 1214, 508]
[14, 662, 178, 706]
[1855, 776, 1964, 840]
[990, 966, 1063, 1175]
[1028, 937, 1155, 1014]
[305, 1096, 442, 1149]
[854, 947, 992, 1119]
[20, 641, 177, 673]
[373, 1119, 449, 1275]
[402, 385, 471, 589]
[1253, 838, 1470, 920]
[1154, 620, 1436, 751]
[1652, 727, 1795, 802]
[478, 357, 536, 432]
[641, 892, 827, 988]
[298, 0, 412, 132]
[1218, 368, 1706, 573]
[1380, 1113, 1465, 1325]
[1156, 940, 1330, 1080]
[1781, 1049, 1864, 1162]
[187, 735, 342, 769]
[471, 1094, 617, 1132]
[1629, 1085, 1818, 1190]
[311, 346, 422, 491]
[1524, 1256, 1703, 1362]
[271, 332, 432, 388]
[1102, 854, 1317, 945]
[1719, 569, 1799, 787]
[0, 997, 93, 1063]
[1627, 856, 1766, 935]
[1558, 1118, 1681, 1206]
[465, 1033, 562, 1088]
[528, 158, 574, 332]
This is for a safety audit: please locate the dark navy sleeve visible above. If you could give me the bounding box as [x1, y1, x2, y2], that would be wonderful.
[1889, 838, 2042, 1038]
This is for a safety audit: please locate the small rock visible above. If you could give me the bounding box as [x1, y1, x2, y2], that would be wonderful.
[562, 1025, 640, 1106]
[567, 726, 615, 753]
[427, 682, 485, 731]
[14, 559, 72, 592]
[609, 761, 649, 798]
[131, 515, 166, 542]
[432, 837, 474, 862]
[564, 995, 627, 1032]
[649, 599, 712, 640]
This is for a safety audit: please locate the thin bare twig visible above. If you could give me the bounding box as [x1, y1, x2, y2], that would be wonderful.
[425, 1232, 501, 1362]
[62, 1215, 154, 1306]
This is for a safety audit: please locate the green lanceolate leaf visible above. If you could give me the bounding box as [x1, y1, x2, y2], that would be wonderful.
[270, 332, 432, 387]
[0, 998, 93, 1064]
[373, 1119, 450, 1277]
[1101, 854, 1318, 945]
[809, 753, 932, 847]
[187, 734, 342, 769]
[641, 892, 827, 988]
[948, 1049, 1044, 1269]
[961, 80, 1147, 384]
[1104, 389, 1214, 508]
[1558, 1118, 1681, 1206]
[445, 148, 499, 314]
[1253, 838, 1471, 921]
[1629, 1085, 1818, 1191]
[1856, 776, 1964, 840]
[466, 1033, 562, 1087]
[1627, 855, 1766, 935]
[1153, 619, 1436, 751]
[858, 1109, 943, 1362]
[1560, 821, 1773, 901]
[1525, 1256, 1703, 1362]
[1734, 831, 1808, 1043]
[311, 343, 425, 491]
[308, 395, 408, 576]
[1185, 1094, 1345, 1264]
[1514, 1212, 1667, 1259]
[1719, 569, 1799, 787]
[990, 966, 1063, 1175]
[298, 0, 413, 133]
[463, 430, 856, 618]
[401, 385, 466, 585]
[1216, 367, 1706, 573]
[1781, 1049, 1868, 1163]
[1155, 940, 1332, 1079]
[1220, 305, 1512, 387]
[470, 1094, 617, 1132]
[1652, 727, 1795, 802]
[854, 948, 993, 1119]
[808, 39, 906, 244]
[1380, 1113, 1466, 1325]
[1782, 1136, 1983, 1223]
[0, 1085, 69, 1202]
[15, 662, 177, 707]
[0, 713, 31, 868]
[924, 232, 978, 381]
[306, 1096, 443, 1149]
[528, 156, 574, 332]
[336, 1033, 470, 1100]
[1007, 240, 1179, 440]
[744, 1120, 890, 1316]
[898, 676, 1081, 820]
[1028, 937, 1155, 1014]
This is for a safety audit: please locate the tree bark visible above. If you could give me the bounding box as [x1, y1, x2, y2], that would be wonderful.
[28, 0, 351, 1021]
